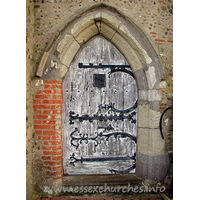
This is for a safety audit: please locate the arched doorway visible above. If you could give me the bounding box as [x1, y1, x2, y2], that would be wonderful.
[35, 3, 169, 184]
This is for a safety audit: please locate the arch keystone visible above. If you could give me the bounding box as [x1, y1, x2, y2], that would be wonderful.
[74, 24, 99, 44]
[100, 23, 116, 40]
[71, 16, 95, 37]
[101, 12, 121, 31]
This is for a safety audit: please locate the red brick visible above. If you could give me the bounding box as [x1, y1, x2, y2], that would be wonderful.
[38, 135, 51, 140]
[43, 120, 56, 124]
[52, 150, 62, 155]
[37, 89, 43, 94]
[35, 94, 51, 99]
[34, 110, 42, 114]
[35, 130, 42, 134]
[44, 84, 51, 89]
[150, 32, 156, 34]
[44, 150, 61, 156]
[33, 105, 51, 109]
[41, 156, 51, 160]
[43, 100, 63, 104]
[42, 146, 51, 150]
[43, 90, 54, 94]
[52, 95, 63, 99]
[52, 110, 62, 114]
[155, 39, 165, 42]
[160, 104, 165, 109]
[52, 155, 62, 160]
[34, 125, 51, 129]
[43, 151, 52, 155]
[44, 161, 61, 166]
[51, 105, 62, 109]
[168, 40, 173, 43]
[47, 171, 62, 176]
[33, 99, 42, 104]
[43, 89, 62, 94]
[51, 115, 61, 120]
[44, 141, 61, 145]
[43, 130, 58, 135]
[54, 90, 62, 94]
[45, 80, 62, 84]
[52, 84, 62, 89]
[52, 145, 62, 150]
[34, 120, 42, 124]
[42, 110, 53, 114]
[53, 166, 62, 171]
[52, 125, 62, 130]
[52, 135, 62, 140]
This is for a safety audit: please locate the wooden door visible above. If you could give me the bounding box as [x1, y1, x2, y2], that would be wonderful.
[63, 36, 138, 175]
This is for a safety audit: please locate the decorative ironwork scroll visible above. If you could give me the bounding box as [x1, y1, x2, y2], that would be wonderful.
[70, 127, 137, 150]
[70, 128, 100, 149]
[98, 100, 137, 114]
[69, 110, 137, 124]
[69, 100, 137, 124]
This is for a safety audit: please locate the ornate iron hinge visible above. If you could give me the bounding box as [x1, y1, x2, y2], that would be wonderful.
[70, 127, 137, 150]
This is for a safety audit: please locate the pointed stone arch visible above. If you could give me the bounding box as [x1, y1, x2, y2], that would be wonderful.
[35, 3, 169, 182]
[36, 3, 164, 82]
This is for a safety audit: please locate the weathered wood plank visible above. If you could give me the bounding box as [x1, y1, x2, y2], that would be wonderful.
[63, 36, 138, 175]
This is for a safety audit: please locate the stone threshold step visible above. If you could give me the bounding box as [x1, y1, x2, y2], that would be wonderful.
[62, 174, 143, 186]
